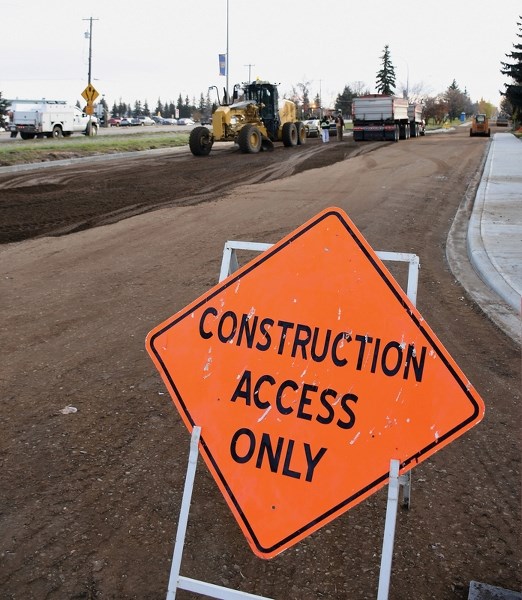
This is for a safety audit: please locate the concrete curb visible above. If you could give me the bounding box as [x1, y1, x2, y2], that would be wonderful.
[446, 137, 521, 346]
[467, 134, 522, 313]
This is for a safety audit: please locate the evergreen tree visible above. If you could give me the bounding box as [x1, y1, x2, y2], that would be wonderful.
[166, 102, 176, 119]
[335, 85, 356, 116]
[143, 100, 150, 116]
[154, 98, 164, 116]
[444, 80, 469, 120]
[117, 99, 128, 117]
[111, 102, 118, 117]
[500, 16, 522, 122]
[0, 91, 10, 129]
[313, 93, 321, 116]
[375, 45, 396, 95]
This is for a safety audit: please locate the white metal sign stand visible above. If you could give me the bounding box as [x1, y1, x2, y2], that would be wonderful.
[165, 425, 274, 600]
[165, 240, 420, 600]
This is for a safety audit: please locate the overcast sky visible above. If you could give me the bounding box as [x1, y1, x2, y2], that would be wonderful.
[2, 1, 520, 112]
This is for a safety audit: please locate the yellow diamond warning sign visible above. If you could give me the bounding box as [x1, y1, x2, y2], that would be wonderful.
[81, 84, 99, 103]
[146, 207, 485, 559]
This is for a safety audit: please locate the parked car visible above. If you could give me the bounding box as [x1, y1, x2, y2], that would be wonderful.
[495, 115, 509, 127]
[137, 116, 155, 126]
[304, 118, 320, 138]
[107, 117, 121, 127]
[151, 116, 170, 125]
[120, 117, 135, 127]
[162, 118, 178, 125]
[177, 118, 195, 126]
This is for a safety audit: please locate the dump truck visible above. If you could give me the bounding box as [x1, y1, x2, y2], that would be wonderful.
[407, 103, 425, 137]
[189, 80, 305, 156]
[352, 95, 410, 142]
[9, 100, 98, 139]
[469, 114, 490, 137]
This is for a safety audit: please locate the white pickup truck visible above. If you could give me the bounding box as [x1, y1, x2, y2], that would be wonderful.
[10, 100, 98, 139]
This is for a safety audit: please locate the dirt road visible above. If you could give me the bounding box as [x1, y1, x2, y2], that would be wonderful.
[0, 131, 520, 599]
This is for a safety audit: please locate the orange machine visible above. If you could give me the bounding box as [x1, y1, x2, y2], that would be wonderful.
[470, 114, 491, 137]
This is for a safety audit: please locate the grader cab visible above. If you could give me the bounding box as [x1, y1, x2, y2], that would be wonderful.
[189, 81, 306, 156]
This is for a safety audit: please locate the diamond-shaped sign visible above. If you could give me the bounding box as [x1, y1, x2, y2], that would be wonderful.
[81, 84, 99, 103]
[146, 207, 484, 559]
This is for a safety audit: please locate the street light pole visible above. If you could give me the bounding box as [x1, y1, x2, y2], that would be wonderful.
[244, 64, 255, 83]
[397, 56, 409, 100]
[225, 0, 229, 102]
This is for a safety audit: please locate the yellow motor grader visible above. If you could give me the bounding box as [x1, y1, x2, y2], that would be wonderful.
[189, 80, 306, 156]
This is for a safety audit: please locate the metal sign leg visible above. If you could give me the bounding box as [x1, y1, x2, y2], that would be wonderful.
[377, 459, 401, 600]
[166, 426, 201, 600]
[165, 426, 275, 600]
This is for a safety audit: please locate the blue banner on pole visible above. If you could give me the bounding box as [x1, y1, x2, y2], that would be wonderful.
[219, 54, 226, 76]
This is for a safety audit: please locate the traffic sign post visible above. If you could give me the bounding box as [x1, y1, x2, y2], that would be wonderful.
[147, 206, 484, 586]
[81, 84, 99, 135]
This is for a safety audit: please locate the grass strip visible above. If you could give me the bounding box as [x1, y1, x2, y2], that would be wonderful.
[0, 132, 190, 166]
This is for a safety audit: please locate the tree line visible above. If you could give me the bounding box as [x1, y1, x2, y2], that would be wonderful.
[1, 18, 520, 129]
[106, 92, 218, 121]
[102, 27, 521, 126]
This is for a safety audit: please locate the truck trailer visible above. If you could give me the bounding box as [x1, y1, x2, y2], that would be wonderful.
[352, 95, 410, 142]
[407, 103, 426, 137]
[10, 100, 98, 140]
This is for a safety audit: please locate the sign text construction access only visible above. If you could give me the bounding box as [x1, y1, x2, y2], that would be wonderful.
[146, 207, 484, 559]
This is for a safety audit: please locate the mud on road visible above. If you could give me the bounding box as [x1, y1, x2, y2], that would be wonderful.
[0, 139, 374, 244]
[0, 131, 520, 600]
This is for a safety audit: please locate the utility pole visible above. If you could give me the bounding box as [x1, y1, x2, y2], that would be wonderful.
[83, 17, 99, 86]
[83, 17, 99, 133]
[244, 64, 255, 83]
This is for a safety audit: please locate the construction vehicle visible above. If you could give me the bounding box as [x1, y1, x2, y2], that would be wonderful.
[189, 80, 305, 156]
[407, 103, 426, 137]
[470, 114, 490, 137]
[352, 95, 410, 142]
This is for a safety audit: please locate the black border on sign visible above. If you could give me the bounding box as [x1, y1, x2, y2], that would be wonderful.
[148, 208, 482, 557]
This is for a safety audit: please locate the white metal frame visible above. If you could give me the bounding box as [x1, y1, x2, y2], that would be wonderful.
[166, 240, 420, 599]
[166, 426, 274, 600]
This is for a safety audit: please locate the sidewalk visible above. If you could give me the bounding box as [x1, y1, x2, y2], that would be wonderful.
[467, 132, 522, 313]
[448, 132, 521, 346]
[462, 132, 522, 596]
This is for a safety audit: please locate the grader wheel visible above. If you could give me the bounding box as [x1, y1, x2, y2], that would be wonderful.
[237, 124, 262, 153]
[282, 122, 298, 147]
[295, 122, 306, 145]
[189, 126, 213, 156]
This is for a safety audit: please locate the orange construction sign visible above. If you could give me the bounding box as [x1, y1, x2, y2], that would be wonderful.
[146, 207, 485, 559]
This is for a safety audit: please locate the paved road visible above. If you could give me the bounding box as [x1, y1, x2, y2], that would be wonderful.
[0, 123, 191, 142]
